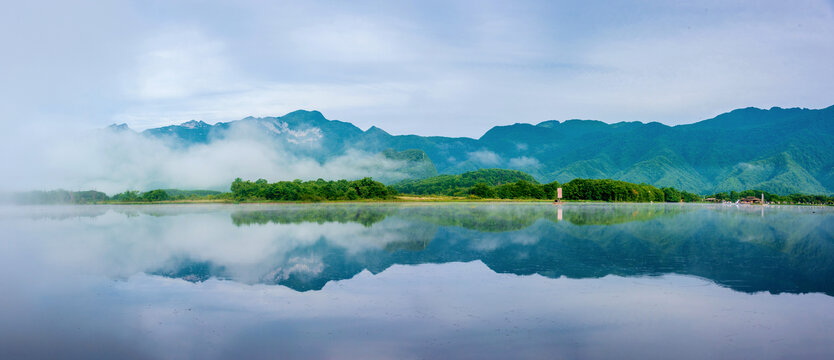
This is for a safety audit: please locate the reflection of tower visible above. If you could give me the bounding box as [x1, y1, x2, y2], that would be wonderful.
[557, 207, 563, 221]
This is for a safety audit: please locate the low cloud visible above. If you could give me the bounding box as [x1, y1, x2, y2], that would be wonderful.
[0, 124, 409, 194]
[508, 156, 540, 169]
[467, 150, 502, 166]
[738, 162, 763, 171]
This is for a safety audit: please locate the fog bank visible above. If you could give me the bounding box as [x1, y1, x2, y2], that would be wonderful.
[0, 124, 408, 194]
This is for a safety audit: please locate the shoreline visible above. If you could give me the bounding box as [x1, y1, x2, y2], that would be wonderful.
[10, 198, 828, 206]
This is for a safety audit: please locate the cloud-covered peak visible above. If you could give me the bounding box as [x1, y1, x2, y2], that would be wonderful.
[107, 123, 132, 132]
[179, 120, 209, 129]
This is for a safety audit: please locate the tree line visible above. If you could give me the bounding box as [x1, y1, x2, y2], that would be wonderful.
[9, 189, 228, 204]
[7, 171, 833, 205]
[391, 169, 700, 202]
[456, 178, 700, 202]
[230, 177, 397, 201]
[393, 168, 538, 196]
[10, 189, 110, 204]
[468, 180, 560, 199]
[708, 190, 834, 205]
[559, 178, 700, 202]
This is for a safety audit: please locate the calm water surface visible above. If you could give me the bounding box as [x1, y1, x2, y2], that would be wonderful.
[1, 203, 833, 359]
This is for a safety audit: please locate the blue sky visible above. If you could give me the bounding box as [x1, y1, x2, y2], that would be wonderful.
[2, 0, 833, 137]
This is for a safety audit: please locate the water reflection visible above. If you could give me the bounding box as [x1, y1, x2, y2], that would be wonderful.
[3, 203, 834, 359]
[218, 204, 834, 294]
[230, 202, 688, 229]
[3, 203, 832, 295]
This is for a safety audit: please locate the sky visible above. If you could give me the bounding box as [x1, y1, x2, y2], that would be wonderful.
[1, 0, 833, 138]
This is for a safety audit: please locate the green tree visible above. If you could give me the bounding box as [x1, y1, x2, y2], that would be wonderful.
[663, 187, 681, 202]
[141, 189, 170, 202]
[470, 182, 495, 198]
[112, 190, 140, 202]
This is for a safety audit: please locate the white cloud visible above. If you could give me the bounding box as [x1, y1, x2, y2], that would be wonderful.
[117, 82, 414, 130]
[3, 0, 834, 139]
[508, 156, 540, 169]
[288, 17, 418, 64]
[468, 150, 502, 166]
[131, 29, 243, 100]
[543, 2, 834, 123]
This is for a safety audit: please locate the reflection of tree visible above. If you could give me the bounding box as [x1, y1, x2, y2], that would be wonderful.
[382, 222, 436, 252]
[402, 204, 686, 231]
[228, 203, 687, 231]
[561, 204, 689, 225]
[402, 205, 557, 232]
[231, 205, 398, 227]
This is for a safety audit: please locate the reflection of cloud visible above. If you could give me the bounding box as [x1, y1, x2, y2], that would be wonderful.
[2, 202, 824, 294]
[0, 207, 436, 286]
[463, 226, 543, 252]
[469, 235, 502, 252]
[6, 261, 827, 359]
[265, 255, 325, 281]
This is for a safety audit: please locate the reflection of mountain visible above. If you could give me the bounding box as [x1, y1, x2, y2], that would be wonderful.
[151, 204, 834, 296]
[153, 259, 227, 283]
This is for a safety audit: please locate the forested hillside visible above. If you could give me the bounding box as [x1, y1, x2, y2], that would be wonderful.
[134, 106, 834, 195]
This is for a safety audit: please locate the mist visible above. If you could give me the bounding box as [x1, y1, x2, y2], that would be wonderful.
[0, 122, 410, 195]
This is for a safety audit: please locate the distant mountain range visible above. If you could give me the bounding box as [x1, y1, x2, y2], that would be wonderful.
[115, 105, 834, 195]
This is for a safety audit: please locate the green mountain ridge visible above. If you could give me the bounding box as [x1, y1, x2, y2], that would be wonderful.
[128, 105, 834, 195]
[614, 151, 710, 190]
[713, 152, 829, 195]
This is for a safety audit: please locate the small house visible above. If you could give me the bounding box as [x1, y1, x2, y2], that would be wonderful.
[739, 196, 762, 205]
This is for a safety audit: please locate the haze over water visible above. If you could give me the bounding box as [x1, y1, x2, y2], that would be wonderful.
[1, 203, 833, 359]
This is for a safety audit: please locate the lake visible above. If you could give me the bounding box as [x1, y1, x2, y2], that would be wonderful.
[1, 203, 833, 359]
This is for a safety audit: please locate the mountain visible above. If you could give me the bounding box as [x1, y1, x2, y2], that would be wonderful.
[136, 106, 834, 194]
